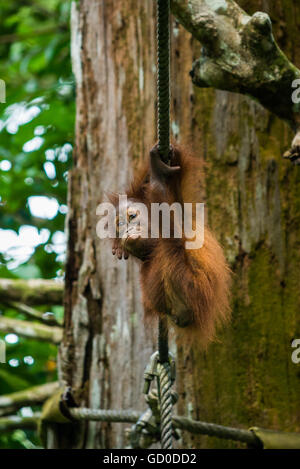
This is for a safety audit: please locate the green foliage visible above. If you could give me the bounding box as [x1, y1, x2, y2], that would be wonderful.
[0, 0, 74, 448]
[0, 0, 74, 278]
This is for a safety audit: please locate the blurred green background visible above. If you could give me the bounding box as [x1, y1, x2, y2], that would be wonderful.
[0, 0, 74, 448]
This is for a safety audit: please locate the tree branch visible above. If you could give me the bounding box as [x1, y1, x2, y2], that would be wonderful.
[171, 0, 300, 162]
[0, 25, 68, 44]
[0, 382, 59, 411]
[0, 279, 63, 306]
[0, 413, 40, 434]
[6, 301, 62, 327]
[0, 407, 17, 418]
[0, 317, 62, 344]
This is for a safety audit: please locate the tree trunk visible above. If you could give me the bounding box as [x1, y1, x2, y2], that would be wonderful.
[174, 0, 300, 448]
[57, 0, 300, 449]
[58, 0, 157, 449]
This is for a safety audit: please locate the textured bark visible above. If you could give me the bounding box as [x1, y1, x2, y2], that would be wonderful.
[171, 0, 300, 124]
[170, 0, 300, 161]
[59, 0, 300, 449]
[58, 0, 157, 449]
[172, 0, 300, 448]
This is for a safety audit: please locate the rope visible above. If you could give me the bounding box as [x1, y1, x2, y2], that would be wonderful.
[68, 408, 140, 423]
[157, 319, 172, 448]
[156, 0, 170, 163]
[155, 0, 173, 450]
[67, 407, 261, 447]
[157, 362, 173, 448]
[172, 416, 260, 446]
[158, 315, 169, 363]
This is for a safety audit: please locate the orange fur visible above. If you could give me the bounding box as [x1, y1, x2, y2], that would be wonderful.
[112, 145, 231, 346]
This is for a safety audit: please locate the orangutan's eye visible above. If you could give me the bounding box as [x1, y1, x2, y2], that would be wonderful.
[128, 213, 137, 221]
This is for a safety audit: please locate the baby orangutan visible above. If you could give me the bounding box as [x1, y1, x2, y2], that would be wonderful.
[110, 145, 231, 344]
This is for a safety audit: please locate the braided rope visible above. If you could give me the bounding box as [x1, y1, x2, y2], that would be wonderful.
[157, 361, 173, 449]
[67, 407, 261, 447]
[68, 408, 140, 423]
[172, 416, 260, 446]
[156, 0, 173, 450]
[157, 0, 170, 163]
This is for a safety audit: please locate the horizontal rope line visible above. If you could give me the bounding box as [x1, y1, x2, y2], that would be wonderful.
[68, 407, 260, 446]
